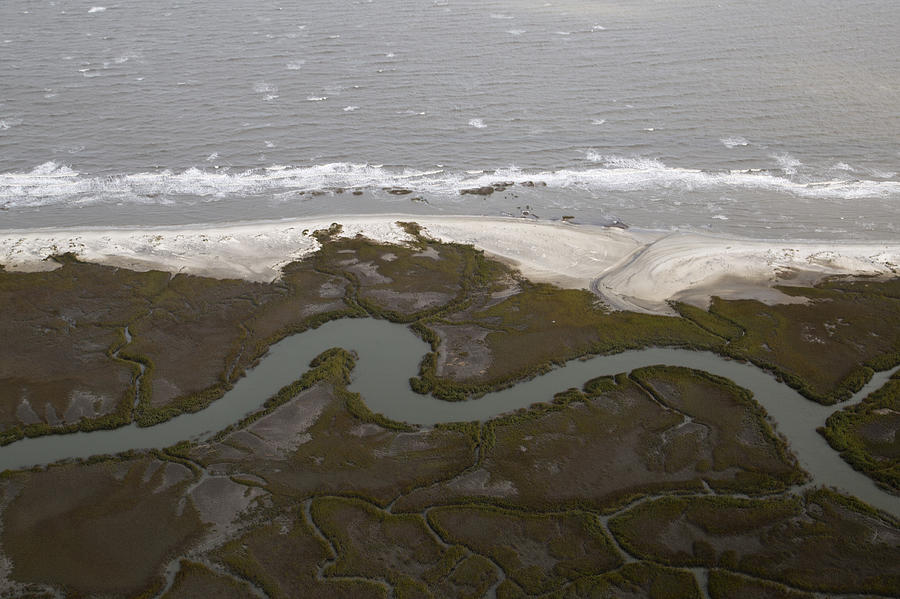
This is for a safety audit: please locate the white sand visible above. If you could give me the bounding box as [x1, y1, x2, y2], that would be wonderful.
[0, 216, 414, 282]
[1, 215, 898, 315]
[596, 233, 900, 313]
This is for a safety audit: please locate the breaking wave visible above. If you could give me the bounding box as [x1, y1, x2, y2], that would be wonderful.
[720, 136, 749, 148]
[2, 158, 899, 209]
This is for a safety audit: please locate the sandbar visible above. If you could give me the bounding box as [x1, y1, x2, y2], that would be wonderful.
[1, 215, 897, 315]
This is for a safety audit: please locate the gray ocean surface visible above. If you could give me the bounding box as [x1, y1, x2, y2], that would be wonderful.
[0, 0, 898, 239]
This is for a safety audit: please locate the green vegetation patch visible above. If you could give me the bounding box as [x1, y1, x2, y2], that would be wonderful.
[189, 349, 474, 505]
[706, 282, 900, 404]
[670, 301, 744, 341]
[162, 560, 258, 599]
[310, 496, 487, 597]
[417, 283, 722, 400]
[549, 562, 701, 599]
[630, 365, 805, 492]
[0, 226, 533, 438]
[128, 263, 355, 426]
[608, 490, 900, 595]
[396, 368, 803, 513]
[820, 276, 900, 299]
[0, 253, 356, 436]
[0, 457, 204, 598]
[428, 552, 498, 599]
[215, 513, 386, 599]
[312, 233, 470, 321]
[0, 260, 162, 436]
[822, 377, 900, 492]
[427, 505, 621, 595]
[707, 569, 813, 599]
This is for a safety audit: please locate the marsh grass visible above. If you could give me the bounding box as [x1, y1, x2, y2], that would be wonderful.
[822, 378, 900, 491]
[608, 489, 900, 595]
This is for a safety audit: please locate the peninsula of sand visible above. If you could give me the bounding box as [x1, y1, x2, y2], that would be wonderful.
[1, 215, 898, 313]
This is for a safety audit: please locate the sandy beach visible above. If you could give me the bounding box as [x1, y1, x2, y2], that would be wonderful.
[1, 215, 898, 315]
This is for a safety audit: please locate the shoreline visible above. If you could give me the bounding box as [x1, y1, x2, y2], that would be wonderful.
[1, 214, 898, 314]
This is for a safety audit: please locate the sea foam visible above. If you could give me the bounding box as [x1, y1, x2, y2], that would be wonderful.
[773, 153, 802, 175]
[2, 159, 899, 209]
[721, 136, 749, 148]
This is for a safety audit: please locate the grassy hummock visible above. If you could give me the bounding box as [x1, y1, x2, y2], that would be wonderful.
[822, 376, 900, 492]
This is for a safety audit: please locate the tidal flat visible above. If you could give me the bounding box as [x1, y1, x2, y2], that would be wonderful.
[0, 223, 898, 598]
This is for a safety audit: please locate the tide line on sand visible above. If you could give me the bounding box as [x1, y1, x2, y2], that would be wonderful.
[0, 214, 898, 315]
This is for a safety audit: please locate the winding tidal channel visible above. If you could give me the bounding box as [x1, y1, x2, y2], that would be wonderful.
[1, 318, 897, 516]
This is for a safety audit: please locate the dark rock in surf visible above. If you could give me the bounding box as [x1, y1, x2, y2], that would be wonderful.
[460, 186, 495, 196]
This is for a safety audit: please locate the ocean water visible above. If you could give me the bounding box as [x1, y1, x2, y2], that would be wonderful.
[0, 0, 898, 239]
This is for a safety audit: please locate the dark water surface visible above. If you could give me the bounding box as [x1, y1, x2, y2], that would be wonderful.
[1, 0, 898, 238]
